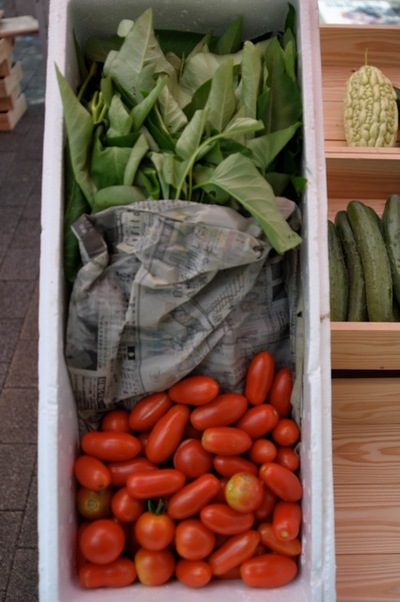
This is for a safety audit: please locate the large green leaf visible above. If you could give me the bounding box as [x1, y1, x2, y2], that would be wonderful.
[204, 58, 236, 132]
[239, 41, 262, 122]
[158, 85, 188, 134]
[246, 122, 302, 172]
[175, 109, 208, 160]
[209, 16, 243, 55]
[130, 76, 168, 131]
[123, 133, 149, 185]
[199, 153, 302, 253]
[56, 66, 97, 205]
[90, 128, 131, 189]
[92, 185, 146, 213]
[106, 95, 132, 138]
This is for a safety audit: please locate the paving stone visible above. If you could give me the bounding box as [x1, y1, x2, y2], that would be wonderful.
[0, 364, 8, 390]
[5, 336, 38, 388]
[18, 472, 37, 549]
[0, 246, 40, 280]
[0, 444, 36, 511]
[0, 511, 23, 592]
[0, 319, 22, 363]
[5, 548, 38, 602]
[0, 387, 38, 444]
[9, 218, 41, 249]
[19, 282, 38, 341]
[0, 207, 23, 236]
[0, 280, 36, 319]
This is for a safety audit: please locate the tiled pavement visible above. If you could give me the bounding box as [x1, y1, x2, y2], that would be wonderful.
[0, 32, 45, 602]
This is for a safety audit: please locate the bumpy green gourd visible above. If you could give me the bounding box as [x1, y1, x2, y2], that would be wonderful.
[343, 56, 398, 147]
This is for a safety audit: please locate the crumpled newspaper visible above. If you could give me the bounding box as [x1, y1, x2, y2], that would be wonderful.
[65, 199, 301, 431]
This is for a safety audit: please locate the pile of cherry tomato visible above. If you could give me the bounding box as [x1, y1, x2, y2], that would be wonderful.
[74, 350, 302, 589]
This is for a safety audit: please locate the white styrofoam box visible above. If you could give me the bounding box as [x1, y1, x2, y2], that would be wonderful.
[38, 0, 335, 600]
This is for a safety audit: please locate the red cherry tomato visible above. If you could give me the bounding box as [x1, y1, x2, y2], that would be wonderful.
[74, 454, 111, 491]
[268, 367, 293, 417]
[76, 486, 113, 520]
[225, 472, 264, 513]
[101, 409, 131, 432]
[271, 418, 301, 447]
[175, 559, 212, 588]
[128, 392, 172, 432]
[240, 553, 298, 588]
[213, 455, 258, 478]
[254, 486, 278, 522]
[201, 427, 252, 456]
[135, 547, 175, 586]
[126, 468, 186, 499]
[259, 462, 303, 502]
[272, 500, 302, 541]
[81, 431, 142, 462]
[200, 503, 254, 535]
[173, 438, 213, 479]
[276, 446, 300, 472]
[258, 522, 302, 557]
[134, 505, 175, 551]
[79, 557, 137, 588]
[248, 439, 278, 465]
[146, 404, 190, 464]
[208, 530, 261, 576]
[235, 404, 279, 438]
[167, 473, 221, 520]
[175, 519, 216, 560]
[79, 519, 126, 565]
[245, 351, 275, 405]
[190, 393, 248, 430]
[107, 457, 157, 487]
[168, 375, 219, 406]
[111, 487, 145, 523]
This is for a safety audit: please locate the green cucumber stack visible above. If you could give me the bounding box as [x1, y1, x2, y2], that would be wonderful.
[328, 195, 400, 322]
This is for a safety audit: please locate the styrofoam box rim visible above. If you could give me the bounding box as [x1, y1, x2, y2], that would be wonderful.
[38, 1, 336, 600]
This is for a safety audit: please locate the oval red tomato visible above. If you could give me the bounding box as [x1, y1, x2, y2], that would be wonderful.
[248, 439, 277, 465]
[74, 454, 111, 491]
[272, 500, 302, 541]
[268, 367, 293, 417]
[146, 404, 190, 464]
[168, 375, 219, 406]
[201, 427, 252, 456]
[175, 519, 216, 560]
[271, 418, 301, 447]
[213, 455, 258, 478]
[76, 486, 113, 520]
[79, 519, 126, 565]
[81, 431, 142, 462]
[167, 473, 221, 520]
[135, 547, 175, 586]
[111, 488, 145, 523]
[254, 487, 278, 522]
[225, 472, 264, 513]
[190, 393, 248, 430]
[107, 457, 157, 488]
[175, 559, 212, 588]
[101, 409, 131, 433]
[79, 557, 137, 588]
[258, 522, 302, 557]
[276, 446, 300, 472]
[240, 553, 298, 588]
[173, 438, 213, 479]
[235, 404, 279, 438]
[128, 392, 172, 432]
[259, 462, 303, 502]
[134, 508, 175, 551]
[208, 530, 261, 576]
[245, 351, 275, 405]
[126, 468, 186, 499]
[199, 503, 254, 535]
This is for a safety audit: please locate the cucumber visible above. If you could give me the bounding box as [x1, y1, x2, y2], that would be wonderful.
[335, 210, 367, 321]
[381, 194, 400, 307]
[347, 200, 393, 322]
[328, 219, 348, 321]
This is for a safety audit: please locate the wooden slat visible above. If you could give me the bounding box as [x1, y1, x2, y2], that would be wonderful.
[331, 323, 400, 370]
[0, 16, 39, 38]
[336, 554, 400, 602]
[332, 378, 400, 424]
[0, 84, 22, 111]
[334, 483, 400, 554]
[0, 92, 27, 131]
[0, 60, 22, 97]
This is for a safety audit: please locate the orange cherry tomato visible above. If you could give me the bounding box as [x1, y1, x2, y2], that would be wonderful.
[168, 375, 219, 406]
[146, 404, 190, 464]
[259, 462, 303, 502]
[167, 473, 221, 520]
[190, 393, 248, 430]
[245, 351, 275, 405]
[201, 427, 252, 456]
[100, 409, 131, 433]
[208, 530, 261, 576]
[134, 504, 175, 551]
[175, 519, 216, 560]
[111, 487, 145, 523]
[268, 367, 293, 417]
[126, 468, 186, 499]
[76, 486, 113, 520]
[254, 486, 278, 522]
[81, 431, 142, 462]
[235, 403, 279, 438]
[213, 455, 258, 478]
[272, 500, 302, 541]
[107, 457, 156, 488]
[275, 446, 300, 472]
[225, 472, 264, 514]
[79, 519, 126, 565]
[258, 522, 302, 557]
[79, 557, 137, 588]
[128, 392, 172, 432]
[200, 503, 254, 535]
[271, 418, 301, 447]
[135, 547, 175, 586]
[74, 454, 111, 491]
[240, 553, 298, 588]
[175, 559, 212, 588]
[248, 439, 277, 465]
[173, 438, 213, 479]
